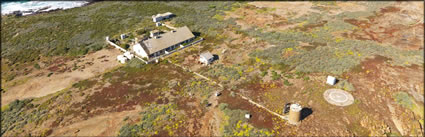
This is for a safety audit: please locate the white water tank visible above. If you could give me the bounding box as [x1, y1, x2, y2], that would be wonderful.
[288, 103, 302, 125]
[326, 76, 337, 85]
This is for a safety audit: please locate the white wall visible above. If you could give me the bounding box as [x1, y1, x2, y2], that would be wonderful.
[133, 43, 149, 58]
[200, 57, 208, 64]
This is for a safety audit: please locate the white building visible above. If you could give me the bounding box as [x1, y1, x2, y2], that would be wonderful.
[152, 12, 174, 22]
[150, 30, 161, 38]
[120, 34, 127, 40]
[123, 51, 134, 60]
[245, 113, 251, 119]
[117, 55, 127, 64]
[133, 26, 195, 59]
[326, 76, 337, 85]
[200, 52, 214, 65]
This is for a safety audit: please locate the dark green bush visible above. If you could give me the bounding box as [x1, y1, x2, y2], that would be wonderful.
[1, 99, 49, 136]
[335, 80, 355, 92]
[260, 71, 268, 77]
[271, 71, 280, 80]
[33, 63, 41, 69]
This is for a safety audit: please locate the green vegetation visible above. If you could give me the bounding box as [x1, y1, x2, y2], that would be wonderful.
[1, 99, 50, 136]
[246, 14, 423, 75]
[183, 77, 220, 101]
[260, 71, 268, 77]
[271, 70, 280, 80]
[33, 63, 40, 69]
[126, 58, 145, 69]
[203, 64, 246, 84]
[118, 103, 183, 136]
[283, 79, 293, 86]
[218, 103, 273, 136]
[335, 79, 355, 92]
[47, 72, 53, 77]
[393, 92, 424, 118]
[256, 7, 276, 14]
[71, 79, 97, 90]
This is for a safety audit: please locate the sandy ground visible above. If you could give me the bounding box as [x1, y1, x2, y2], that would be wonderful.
[1, 49, 122, 106]
[50, 106, 142, 136]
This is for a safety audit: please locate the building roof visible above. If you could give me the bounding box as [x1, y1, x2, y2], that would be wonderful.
[200, 52, 213, 59]
[142, 26, 195, 55]
[152, 12, 173, 18]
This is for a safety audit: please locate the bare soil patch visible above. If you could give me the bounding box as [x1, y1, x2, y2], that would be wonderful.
[219, 90, 275, 129]
[1, 49, 122, 106]
[342, 4, 424, 50]
[50, 107, 142, 136]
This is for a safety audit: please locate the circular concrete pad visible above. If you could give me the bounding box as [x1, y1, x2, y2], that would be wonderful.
[323, 89, 354, 106]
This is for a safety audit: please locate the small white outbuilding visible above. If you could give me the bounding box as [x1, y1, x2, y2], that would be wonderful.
[120, 34, 127, 40]
[215, 92, 221, 97]
[245, 113, 251, 119]
[156, 22, 162, 27]
[200, 52, 214, 65]
[124, 52, 134, 60]
[117, 55, 127, 64]
[326, 76, 337, 85]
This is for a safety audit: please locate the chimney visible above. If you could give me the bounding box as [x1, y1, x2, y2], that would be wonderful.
[288, 103, 302, 125]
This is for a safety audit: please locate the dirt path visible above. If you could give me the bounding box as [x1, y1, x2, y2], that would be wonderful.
[199, 88, 222, 136]
[237, 93, 288, 121]
[170, 61, 288, 124]
[1, 49, 122, 106]
[387, 103, 406, 135]
[170, 62, 223, 88]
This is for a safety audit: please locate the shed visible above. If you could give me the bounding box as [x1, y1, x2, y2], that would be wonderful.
[326, 76, 337, 85]
[200, 52, 214, 65]
[120, 34, 127, 40]
[156, 22, 162, 27]
[117, 55, 127, 64]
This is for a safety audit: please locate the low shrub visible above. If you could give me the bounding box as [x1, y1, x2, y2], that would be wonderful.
[271, 71, 280, 80]
[335, 80, 355, 92]
[33, 63, 41, 69]
[126, 59, 145, 69]
[1, 99, 50, 136]
[118, 103, 183, 136]
[218, 103, 273, 136]
[260, 71, 268, 77]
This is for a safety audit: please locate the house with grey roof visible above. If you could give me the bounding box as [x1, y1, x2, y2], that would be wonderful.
[133, 26, 195, 59]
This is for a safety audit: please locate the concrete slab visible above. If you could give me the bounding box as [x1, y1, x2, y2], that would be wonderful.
[323, 89, 354, 106]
